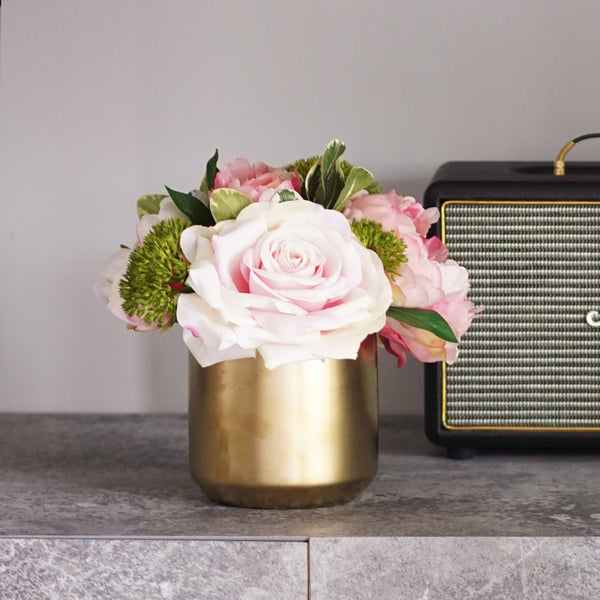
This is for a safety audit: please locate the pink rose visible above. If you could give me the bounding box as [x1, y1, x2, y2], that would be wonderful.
[213, 158, 302, 203]
[345, 190, 477, 365]
[177, 199, 392, 368]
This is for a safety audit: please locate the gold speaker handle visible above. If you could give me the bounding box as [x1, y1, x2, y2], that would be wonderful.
[554, 133, 600, 175]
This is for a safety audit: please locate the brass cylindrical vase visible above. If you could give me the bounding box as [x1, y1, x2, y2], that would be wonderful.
[188, 335, 378, 508]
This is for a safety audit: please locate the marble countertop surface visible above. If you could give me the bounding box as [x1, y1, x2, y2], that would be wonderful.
[2, 413, 600, 539]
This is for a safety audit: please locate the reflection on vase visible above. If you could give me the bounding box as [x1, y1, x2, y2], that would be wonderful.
[188, 334, 378, 508]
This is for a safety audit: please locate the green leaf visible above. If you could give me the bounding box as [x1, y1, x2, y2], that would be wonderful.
[165, 186, 214, 226]
[205, 149, 219, 191]
[340, 160, 381, 194]
[332, 166, 374, 211]
[304, 158, 323, 204]
[386, 307, 458, 344]
[136, 194, 167, 219]
[209, 188, 252, 222]
[199, 176, 209, 194]
[321, 139, 346, 208]
[322, 140, 346, 172]
[273, 189, 302, 203]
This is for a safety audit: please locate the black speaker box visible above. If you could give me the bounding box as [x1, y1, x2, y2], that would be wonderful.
[423, 159, 600, 456]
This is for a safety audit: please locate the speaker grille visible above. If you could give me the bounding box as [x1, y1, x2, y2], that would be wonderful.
[443, 201, 600, 429]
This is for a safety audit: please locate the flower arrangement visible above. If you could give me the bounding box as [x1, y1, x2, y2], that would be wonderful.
[98, 140, 478, 369]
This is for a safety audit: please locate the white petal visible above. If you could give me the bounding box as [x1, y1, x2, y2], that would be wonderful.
[183, 330, 256, 367]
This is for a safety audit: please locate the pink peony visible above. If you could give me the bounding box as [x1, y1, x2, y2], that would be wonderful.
[345, 190, 478, 366]
[213, 158, 302, 203]
[344, 189, 439, 237]
[177, 199, 392, 368]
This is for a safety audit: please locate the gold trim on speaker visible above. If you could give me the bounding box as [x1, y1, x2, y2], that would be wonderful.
[440, 199, 600, 433]
[441, 361, 600, 432]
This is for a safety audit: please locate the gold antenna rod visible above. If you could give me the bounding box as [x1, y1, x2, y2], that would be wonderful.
[554, 133, 600, 176]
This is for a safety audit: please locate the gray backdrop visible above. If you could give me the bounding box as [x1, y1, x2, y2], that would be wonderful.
[2, 0, 599, 413]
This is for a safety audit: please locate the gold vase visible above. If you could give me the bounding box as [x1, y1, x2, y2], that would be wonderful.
[188, 334, 378, 508]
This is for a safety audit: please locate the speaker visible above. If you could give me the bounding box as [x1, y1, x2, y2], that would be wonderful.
[423, 142, 600, 456]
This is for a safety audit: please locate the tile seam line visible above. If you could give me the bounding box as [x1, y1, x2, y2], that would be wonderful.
[0, 535, 309, 542]
[307, 537, 311, 600]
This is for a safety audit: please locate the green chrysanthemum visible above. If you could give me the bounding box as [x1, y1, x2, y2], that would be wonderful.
[119, 218, 190, 328]
[351, 218, 407, 276]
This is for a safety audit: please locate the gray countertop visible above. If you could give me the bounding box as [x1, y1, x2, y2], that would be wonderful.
[2, 413, 600, 539]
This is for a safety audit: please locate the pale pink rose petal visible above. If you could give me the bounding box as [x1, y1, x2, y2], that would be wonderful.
[183, 329, 256, 365]
[177, 199, 392, 368]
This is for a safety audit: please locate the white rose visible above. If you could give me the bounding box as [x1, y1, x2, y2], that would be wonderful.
[177, 199, 392, 368]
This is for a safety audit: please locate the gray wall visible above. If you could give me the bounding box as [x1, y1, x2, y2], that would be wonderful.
[2, 0, 600, 413]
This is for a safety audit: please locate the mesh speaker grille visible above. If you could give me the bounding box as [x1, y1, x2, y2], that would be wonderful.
[443, 201, 600, 429]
